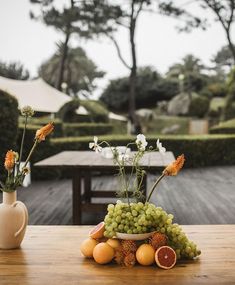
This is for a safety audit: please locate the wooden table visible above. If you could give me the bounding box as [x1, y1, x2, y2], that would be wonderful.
[0, 225, 234, 285]
[35, 151, 175, 225]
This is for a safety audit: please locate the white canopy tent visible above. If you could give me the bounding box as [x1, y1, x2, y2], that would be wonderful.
[0, 76, 71, 113]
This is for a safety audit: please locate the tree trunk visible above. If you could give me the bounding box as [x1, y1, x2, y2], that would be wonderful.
[226, 31, 235, 65]
[129, 18, 138, 132]
[56, 29, 70, 91]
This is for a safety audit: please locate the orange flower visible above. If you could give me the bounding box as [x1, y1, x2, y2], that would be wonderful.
[4, 150, 17, 172]
[163, 154, 185, 176]
[35, 122, 54, 142]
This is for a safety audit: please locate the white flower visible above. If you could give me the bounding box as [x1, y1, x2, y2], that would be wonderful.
[118, 154, 130, 163]
[156, 139, 166, 154]
[136, 134, 148, 151]
[89, 136, 102, 153]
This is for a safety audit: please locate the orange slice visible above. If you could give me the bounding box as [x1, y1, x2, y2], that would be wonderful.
[155, 246, 176, 269]
[89, 222, 105, 239]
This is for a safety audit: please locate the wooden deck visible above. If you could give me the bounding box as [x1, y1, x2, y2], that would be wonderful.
[1, 166, 235, 225]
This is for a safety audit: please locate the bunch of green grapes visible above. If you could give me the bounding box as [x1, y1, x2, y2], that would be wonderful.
[104, 201, 201, 259]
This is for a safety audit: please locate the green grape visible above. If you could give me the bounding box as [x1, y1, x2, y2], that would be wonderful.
[132, 210, 138, 217]
[118, 224, 124, 231]
[115, 216, 121, 223]
[124, 225, 129, 232]
[166, 219, 172, 225]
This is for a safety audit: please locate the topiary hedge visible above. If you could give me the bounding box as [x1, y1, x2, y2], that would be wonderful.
[0, 90, 18, 180]
[80, 100, 109, 122]
[63, 123, 113, 137]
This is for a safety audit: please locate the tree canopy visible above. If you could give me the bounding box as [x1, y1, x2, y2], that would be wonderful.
[39, 44, 104, 97]
[0, 61, 29, 80]
[100, 66, 179, 111]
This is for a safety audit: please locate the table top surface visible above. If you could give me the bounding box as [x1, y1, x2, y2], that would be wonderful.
[0, 225, 234, 285]
[35, 151, 175, 170]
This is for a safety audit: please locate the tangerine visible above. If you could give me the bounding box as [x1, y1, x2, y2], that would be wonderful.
[89, 222, 105, 239]
[80, 238, 99, 258]
[136, 244, 155, 266]
[155, 246, 176, 269]
[93, 242, 115, 264]
[106, 238, 121, 249]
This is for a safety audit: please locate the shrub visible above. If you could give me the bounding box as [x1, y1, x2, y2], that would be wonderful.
[210, 118, 235, 134]
[80, 100, 109, 122]
[63, 123, 113, 136]
[0, 90, 18, 179]
[188, 95, 209, 118]
[57, 99, 80, 122]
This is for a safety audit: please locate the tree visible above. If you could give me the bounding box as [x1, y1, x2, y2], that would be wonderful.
[198, 0, 235, 63]
[213, 45, 234, 69]
[0, 61, 29, 80]
[39, 44, 105, 97]
[100, 66, 179, 111]
[103, 0, 205, 129]
[166, 54, 208, 93]
[223, 67, 235, 120]
[30, 0, 122, 90]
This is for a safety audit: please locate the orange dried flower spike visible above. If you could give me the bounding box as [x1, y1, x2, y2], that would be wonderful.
[124, 252, 136, 267]
[163, 154, 185, 176]
[4, 150, 17, 172]
[121, 240, 137, 255]
[149, 232, 168, 250]
[114, 248, 125, 265]
[35, 122, 54, 142]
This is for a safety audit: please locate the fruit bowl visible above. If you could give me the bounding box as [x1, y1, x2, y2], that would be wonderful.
[116, 232, 154, 241]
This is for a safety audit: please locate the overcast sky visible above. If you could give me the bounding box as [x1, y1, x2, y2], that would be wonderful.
[0, 0, 234, 97]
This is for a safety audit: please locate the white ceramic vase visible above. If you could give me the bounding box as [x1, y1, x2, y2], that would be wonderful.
[0, 191, 28, 249]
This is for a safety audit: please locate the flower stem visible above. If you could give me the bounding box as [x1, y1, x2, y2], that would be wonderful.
[23, 139, 39, 169]
[146, 173, 165, 202]
[17, 116, 28, 174]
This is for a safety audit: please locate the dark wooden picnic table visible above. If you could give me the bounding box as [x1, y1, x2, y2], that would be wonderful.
[35, 151, 175, 225]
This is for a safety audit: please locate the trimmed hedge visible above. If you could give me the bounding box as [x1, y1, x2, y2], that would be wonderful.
[63, 123, 113, 136]
[16, 130, 235, 179]
[19, 117, 63, 137]
[0, 90, 18, 180]
[50, 134, 235, 168]
[210, 118, 235, 134]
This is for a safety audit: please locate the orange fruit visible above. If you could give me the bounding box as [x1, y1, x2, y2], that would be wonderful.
[106, 238, 121, 249]
[89, 222, 105, 239]
[80, 238, 99, 258]
[93, 242, 115, 264]
[136, 244, 155, 266]
[155, 246, 177, 269]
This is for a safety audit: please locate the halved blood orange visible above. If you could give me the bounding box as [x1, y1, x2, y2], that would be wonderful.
[89, 222, 105, 239]
[155, 246, 176, 269]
